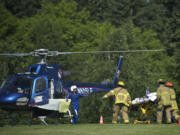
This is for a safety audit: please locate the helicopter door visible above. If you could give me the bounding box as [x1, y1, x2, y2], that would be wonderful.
[30, 77, 49, 105]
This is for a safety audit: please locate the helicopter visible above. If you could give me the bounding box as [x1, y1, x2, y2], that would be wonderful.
[0, 48, 165, 125]
[0, 49, 125, 125]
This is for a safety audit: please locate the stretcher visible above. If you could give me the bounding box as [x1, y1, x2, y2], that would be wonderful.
[132, 92, 157, 124]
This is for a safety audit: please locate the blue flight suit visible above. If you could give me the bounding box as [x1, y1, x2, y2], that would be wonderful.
[66, 92, 86, 124]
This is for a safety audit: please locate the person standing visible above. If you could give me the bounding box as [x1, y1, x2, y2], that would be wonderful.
[166, 82, 180, 122]
[66, 85, 87, 124]
[102, 81, 131, 124]
[156, 79, 172, 124]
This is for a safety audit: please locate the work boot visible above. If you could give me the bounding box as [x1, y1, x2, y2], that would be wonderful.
[167, 119, 172, 124]
[112, 120, 117, 124]
[124, 120, 130, 124]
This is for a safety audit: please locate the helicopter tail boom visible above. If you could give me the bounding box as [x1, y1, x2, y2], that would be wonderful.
[112, 56, 123, 87]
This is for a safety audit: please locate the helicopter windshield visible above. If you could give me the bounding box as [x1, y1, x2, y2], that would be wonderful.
[0, 77, 33, 94]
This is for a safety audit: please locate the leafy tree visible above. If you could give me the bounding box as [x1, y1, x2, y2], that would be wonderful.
[0, 4, 17, 39]
[1, 0, 41, 17]
[86, 22, 170, 98]
[133, 2, 170, 43]
[75, 0, 147, 26]
[0, 4, 20, 80]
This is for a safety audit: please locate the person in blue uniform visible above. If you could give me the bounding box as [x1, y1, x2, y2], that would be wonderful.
[66, 85, 87, 124]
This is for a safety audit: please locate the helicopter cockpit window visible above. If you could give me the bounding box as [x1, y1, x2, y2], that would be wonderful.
[0, 77, 33, 94]
[29, 67, 37, 73]
[0, 77, 13, 94]
[14, 78, 33, 94]
[35, 78, 46, 93]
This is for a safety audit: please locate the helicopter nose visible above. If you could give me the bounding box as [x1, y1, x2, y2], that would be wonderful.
[0, 94, 19, 104]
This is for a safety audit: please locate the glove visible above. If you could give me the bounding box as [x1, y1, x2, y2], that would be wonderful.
[65, 98, 68, 102]
[84, 94, 88, 97]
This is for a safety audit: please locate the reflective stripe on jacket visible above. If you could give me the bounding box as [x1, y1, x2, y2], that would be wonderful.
[171, 100, 179, 110]
[169, 88, 178, 110]
[157, 85, 171, 106]
[104, 87, 131, 106]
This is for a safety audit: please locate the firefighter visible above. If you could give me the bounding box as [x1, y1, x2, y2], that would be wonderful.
[156, 79, 172, 124]
[66, 85, 87, 124]
[166, 82, 180, 122]
[102, 81, 131, 124]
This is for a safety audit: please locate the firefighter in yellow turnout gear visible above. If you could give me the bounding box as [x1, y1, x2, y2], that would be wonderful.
[102, 81, 131, 124]
[166, 82, 180, 122]
[156, 79, 172, 124]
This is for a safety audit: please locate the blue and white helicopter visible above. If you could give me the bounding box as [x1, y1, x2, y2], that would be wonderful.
[0, 48, 164, 125]
[0, 49, 124, 125]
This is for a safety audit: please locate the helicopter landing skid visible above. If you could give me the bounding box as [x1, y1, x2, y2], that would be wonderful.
[66, 109, 73, 124]
[37, 109, 73, 126]
[38, 116, 48, 126]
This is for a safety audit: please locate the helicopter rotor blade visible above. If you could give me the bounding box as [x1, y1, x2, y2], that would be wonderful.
[0, 53, 32, 57]
[0, 49, 165, 57]
[55, 49, 166, 55]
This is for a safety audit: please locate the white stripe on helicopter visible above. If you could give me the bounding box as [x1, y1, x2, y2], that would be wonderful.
[77, 88, 93, 94]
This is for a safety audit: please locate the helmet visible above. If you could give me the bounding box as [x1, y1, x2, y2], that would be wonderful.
[166, 82, 173, 87]
[71, 85, 77, 92]
[118, 81, 125, 86]
[157, 79, 165, 84]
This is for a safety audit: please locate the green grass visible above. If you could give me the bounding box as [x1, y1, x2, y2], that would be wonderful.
[0, 124, 180, 135]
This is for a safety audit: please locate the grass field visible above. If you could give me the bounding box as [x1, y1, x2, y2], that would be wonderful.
[0, 124, 180, 135]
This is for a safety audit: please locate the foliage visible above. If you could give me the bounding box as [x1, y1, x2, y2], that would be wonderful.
[1, 0, 41, 17]
[0, 4, 17, 39]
